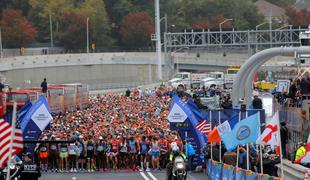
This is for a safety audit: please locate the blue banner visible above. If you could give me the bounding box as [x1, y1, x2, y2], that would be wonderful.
[21, 96, 53, 153]
[221, 165, 234, 180]
[245, 172, 257, 180]
[210, 162, 222, 180]
[207, 160, 212, 176]
[257, 174, 271, 180]
[235, 169, 245, 180]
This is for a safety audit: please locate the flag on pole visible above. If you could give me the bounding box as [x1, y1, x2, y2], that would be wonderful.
[208, 127, 221, 143]
[0, 119, 23, 168]
[295, 134, 310, 164]
[217, 114, 239, 136]
[257, 111, 280, 151]
[195, 120, 211, 135]
[208, 114, 238, 143]
[221, 113, 260, 151]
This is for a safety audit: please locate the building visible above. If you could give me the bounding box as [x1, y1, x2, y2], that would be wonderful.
[254, 0, 288, 23]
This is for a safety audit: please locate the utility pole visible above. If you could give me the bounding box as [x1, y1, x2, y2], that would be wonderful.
[86, 17, 89, 53]
[155, 0, 162, 81]
[49, 11, 54, 48]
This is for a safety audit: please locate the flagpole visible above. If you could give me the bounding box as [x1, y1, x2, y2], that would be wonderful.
[218, 110, 222, 163]
[236, 111, 241, 167]
[276, 111, 284, 178]
[246, 111, 250, 171]
[210, 111, 213, 161]
[258, 112, 264, 174]
[6, 102, 17, 180]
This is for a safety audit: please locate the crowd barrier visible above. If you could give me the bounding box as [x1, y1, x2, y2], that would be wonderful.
[273, 97, 310, 161]
[206, 160, 282, 180]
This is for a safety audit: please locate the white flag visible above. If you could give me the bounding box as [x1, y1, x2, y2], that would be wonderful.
[257, 111, 280, 150]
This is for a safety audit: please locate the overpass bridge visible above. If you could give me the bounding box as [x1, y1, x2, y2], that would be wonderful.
[164, 28, 307, 77]
[0, 28, 308, 89]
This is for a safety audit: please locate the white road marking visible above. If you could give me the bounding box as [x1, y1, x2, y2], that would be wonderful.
[140, 171, 150, 180]
[147, 172, 158, 180]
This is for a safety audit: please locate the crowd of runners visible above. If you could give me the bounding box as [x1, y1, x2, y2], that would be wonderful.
[33, 86, 186, 173]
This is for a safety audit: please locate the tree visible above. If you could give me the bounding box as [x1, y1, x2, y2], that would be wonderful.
[286, 8, 310, 27]
[58, 12, 89, 50]
[28, 0, 113, 46]
[192, 17, 209, 29]
[1, 9, 37, 48]
[120, 12, 154, 47]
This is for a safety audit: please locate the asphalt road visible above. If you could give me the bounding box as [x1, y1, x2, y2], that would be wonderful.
[41, 171, 207, 180]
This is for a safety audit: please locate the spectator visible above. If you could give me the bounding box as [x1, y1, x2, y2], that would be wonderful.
[295, 142, 306, 162]
[288, 79, 297, 99]
[125, 88, 131, 97]
[41, 78, 48, 93]
[223, 150, 237, 166]
[252, 95, 263, 109]
[0, 82, 4, 92]
[183, 140, 195, 171]
[300, 78, 308, 95]
[280, 122, 288, 158]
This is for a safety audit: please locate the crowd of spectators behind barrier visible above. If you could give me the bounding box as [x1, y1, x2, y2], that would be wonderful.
[274, 76, 310, 107]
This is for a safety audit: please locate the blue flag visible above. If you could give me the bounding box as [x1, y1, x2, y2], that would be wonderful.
[168, 95, 206, 149]
[221, 113, 259, 151]
[20, 96, 52, 133]
[217, 114, 239, 136]
[187, 99, 205, 120]
[18, 100, 32, 125]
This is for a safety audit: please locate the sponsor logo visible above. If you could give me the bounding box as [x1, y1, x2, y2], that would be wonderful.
[236, 125, 250, 140]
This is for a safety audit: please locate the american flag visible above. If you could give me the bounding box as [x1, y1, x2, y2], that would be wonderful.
[0, 119, 23, 168]
[195, 120, 211, 135]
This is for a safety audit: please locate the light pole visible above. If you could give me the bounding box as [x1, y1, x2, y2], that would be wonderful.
[275, 24, 292, 30]
[171, 47, 189, 74]
[0, 27, 3, 58]
[155, 0, 162, 81]
[160, 13, 167, 34]
[255, 22, 269, 52]
[49, 11, 53, 48]
[86, 17, 89, 53]
[219, 18, 233, 46]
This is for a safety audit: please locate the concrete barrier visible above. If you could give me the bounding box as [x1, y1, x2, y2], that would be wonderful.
[276, 159, 309, 180]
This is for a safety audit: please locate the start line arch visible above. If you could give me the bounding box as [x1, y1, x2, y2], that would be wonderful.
[232, 46, 310, 107]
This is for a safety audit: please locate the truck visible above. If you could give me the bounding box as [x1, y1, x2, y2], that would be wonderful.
[168, 72, 209, 89]
[200, 72, 225, 89]
[224, 66, 240, 89]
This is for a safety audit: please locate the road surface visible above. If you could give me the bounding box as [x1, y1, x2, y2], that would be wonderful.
[41, 171, 207, 180]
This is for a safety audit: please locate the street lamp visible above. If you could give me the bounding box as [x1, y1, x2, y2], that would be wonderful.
[154, 0, 162, 81]
[255, 21, 272, 52]
[86, 17, 89, 53]
[0, 27, 3, 58]
[49, 11, 53, 48]
[171, 47, 189, 73]
[275, 24, 292, 30]
[255, 22, 269, 31]
[219, 18, 233, 46]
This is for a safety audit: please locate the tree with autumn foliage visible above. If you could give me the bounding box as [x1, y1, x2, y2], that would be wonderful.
[1, 9, 37, 48]
[286, 8, 310, 27]
[58, 12, 90, 50]
[120, 12, 154, 47]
